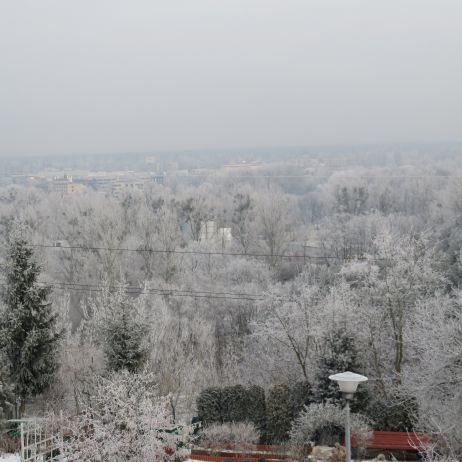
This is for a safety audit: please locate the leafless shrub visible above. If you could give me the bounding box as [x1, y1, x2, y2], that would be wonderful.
[201, 422, 260, 452]
[0, 433, 20, 454]
[290, 403, 371, 461]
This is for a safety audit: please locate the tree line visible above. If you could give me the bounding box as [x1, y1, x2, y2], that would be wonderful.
[0, 157, 462, 458]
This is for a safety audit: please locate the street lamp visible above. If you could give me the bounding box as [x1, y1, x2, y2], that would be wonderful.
[329, 371, 368, 462]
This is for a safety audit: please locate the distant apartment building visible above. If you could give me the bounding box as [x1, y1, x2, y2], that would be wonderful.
[81, 176, 117, 192]
[145, 156, 162, 172]
[79, 172, 166, 196]
[50, 175, 85, 194]
[112, 180, 146, 198]
[222, 161, 263, 173]
[200, 220, 232, 248]
[151, 174, 165, 185]
[145, 157, 179, 172]
[11, 175, 48, 189]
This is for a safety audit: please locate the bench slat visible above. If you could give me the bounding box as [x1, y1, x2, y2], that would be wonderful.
[352, 431, 431, 451]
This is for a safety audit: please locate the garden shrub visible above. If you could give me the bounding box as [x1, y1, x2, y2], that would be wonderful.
[266, 383, 293, 443]
[197, 387, 224, 424]
[367, 392, 417, 431]
[222, 385, 250, 423]
[290, 402, 371, 459]
[201, 422, 260, 452]
[247, 385, 267, 438]
[290, 381, 313, 418]
[197, 384, 267, 436]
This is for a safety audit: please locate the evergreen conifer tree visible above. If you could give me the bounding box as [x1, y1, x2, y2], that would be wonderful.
[290, 380, 313, 417]
[313, 328, 368, 412]
[0, 236, 62, 415]
[0, 353, 14, 419]
[104, 298, 149, 373]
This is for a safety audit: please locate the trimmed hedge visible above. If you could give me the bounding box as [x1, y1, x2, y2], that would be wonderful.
[266, 384, 292, 443]
[198, 387, 224, 425]
[246, 385, 267, 437]
[198, 385, 267, 429]
[222, 385, 250, 423]
[197, 382, 312, 444]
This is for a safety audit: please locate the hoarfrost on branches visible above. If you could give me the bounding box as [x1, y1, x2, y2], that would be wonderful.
[290, 402, 371, 456]
[64, 370, 192, 462]
[201, 422, 260, 452]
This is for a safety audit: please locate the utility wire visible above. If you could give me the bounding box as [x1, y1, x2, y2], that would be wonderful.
[0, 281, 268, 302]
[0, 278, 286, 302]
[40, 280, 269, 300]
[26, 242, 384, 261]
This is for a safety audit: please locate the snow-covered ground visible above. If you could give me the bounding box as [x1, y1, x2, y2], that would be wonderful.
[0, 456, 195, 462]
[0, 455, 20, 462]
[1, 456, 195, 462]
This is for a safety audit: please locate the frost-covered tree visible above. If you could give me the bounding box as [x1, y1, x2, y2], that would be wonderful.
[64, 370, 191, 462]
[87, 283, 150, 374]
[342, 230, 444, 388]
[370, 232, 443, 381]
[0, 352, 14, 419]
[149, 296, 217, 420]
[0, 235, 62, 415]
[136, 203, 182, 281]
[105, 302, 149, 373]
[313, 328, 368, 412]
[50, 293, 105, 414]
[179, 193, 214, 242]
[232, 192, 257, 254]
[249, 280, 322, 383]
[405, 293, 462, 459]
[255, 188, 296, 267]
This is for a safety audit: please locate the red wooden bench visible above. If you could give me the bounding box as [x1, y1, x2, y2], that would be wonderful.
[190, 446, 293, 462]
[191, 432, 432, 462]
[352, 431, 431, 452]
[191, 449, 289, 460]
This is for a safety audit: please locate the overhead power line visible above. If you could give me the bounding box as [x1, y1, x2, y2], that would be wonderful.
[0, 279, 278, 302]
[26, 242, 384, 261]
[47, 284, 265, 302]
[43, 280, 268, 300]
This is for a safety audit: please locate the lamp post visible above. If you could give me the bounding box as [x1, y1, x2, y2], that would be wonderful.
[329, 371, 368, 462]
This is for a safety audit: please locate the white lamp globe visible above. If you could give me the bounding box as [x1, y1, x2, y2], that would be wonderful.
[329, 371, 368, 395]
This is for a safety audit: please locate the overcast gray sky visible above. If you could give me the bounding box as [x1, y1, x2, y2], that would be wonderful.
[0, 0, 461, 157]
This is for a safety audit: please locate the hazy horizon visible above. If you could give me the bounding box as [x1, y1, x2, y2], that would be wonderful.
[1, 0, 461, 157]
[2, 140, 462, 162]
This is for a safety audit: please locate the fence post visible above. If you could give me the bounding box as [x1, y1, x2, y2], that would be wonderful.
[20, 422, 24, 462]
[59, 410, 64, 461]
